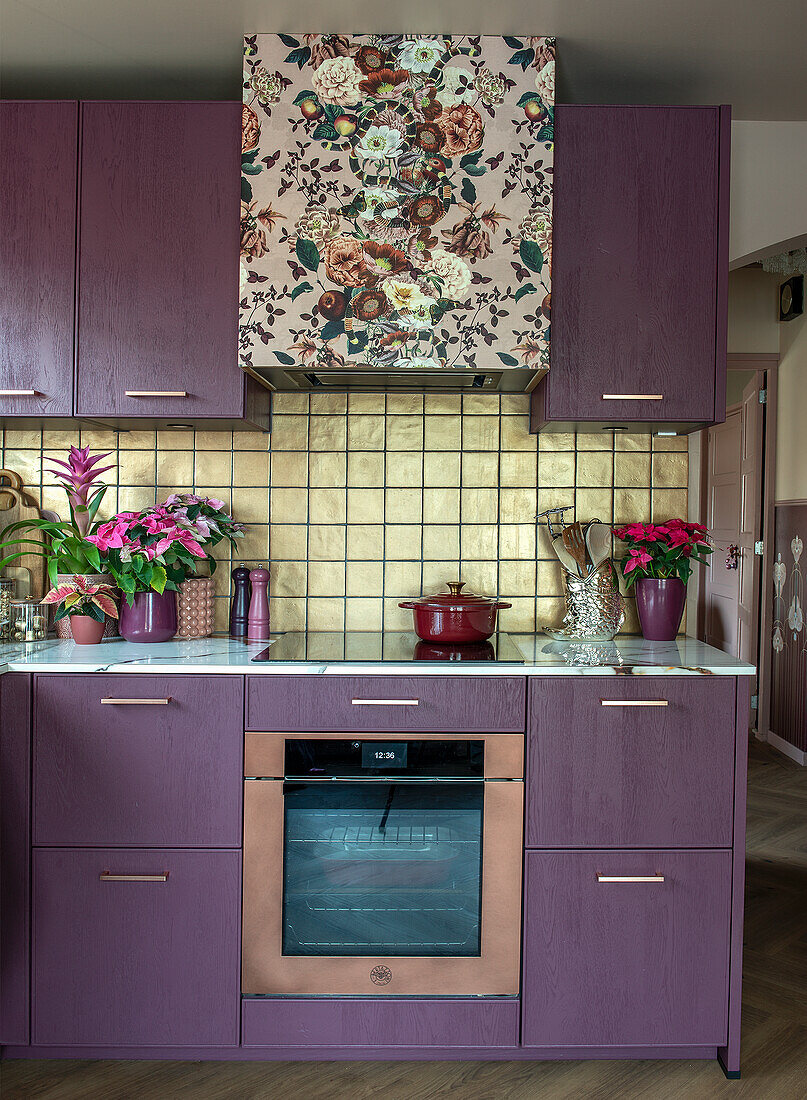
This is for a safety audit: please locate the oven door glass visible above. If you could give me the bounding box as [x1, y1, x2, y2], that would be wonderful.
[282, 781, 483, 957]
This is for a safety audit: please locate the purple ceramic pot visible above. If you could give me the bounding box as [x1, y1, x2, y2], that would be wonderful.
[119, 590, 178, 644]
[634, 578, 686, 641]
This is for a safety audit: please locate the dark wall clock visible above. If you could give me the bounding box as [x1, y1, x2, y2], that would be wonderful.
[779, 275, 804, 322]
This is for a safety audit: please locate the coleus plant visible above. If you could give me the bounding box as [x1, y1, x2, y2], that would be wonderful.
[612, 519, 713, 588]
[0, 446, 114, 584]
[41, 576, 119, 623]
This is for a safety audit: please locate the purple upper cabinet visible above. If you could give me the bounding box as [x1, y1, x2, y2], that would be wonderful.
[531, 105, 730, 434]
[0, 102, 77, 422]
[75, 101, 269, 429]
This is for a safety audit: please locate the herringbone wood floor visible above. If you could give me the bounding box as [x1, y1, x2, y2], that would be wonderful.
[3, 739, 805, 1100]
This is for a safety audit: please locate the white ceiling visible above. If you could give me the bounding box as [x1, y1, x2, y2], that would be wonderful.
[1, 0, 806, 119]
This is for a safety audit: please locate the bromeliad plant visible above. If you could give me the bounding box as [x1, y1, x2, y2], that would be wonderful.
[0, 446, 114, 584]
[612, 520, 713, 588]
[41, 576, 119, 624]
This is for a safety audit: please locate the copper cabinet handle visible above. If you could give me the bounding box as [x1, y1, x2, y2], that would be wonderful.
[600, 699, 668, 707]
[601, 393, 663, 401]
[124, 390, 188, 398]
[100, 697, 172, 705]
[351, 698, 419, 706]
[0, 389, 39, 396]
[100, 871, 169, 882]
[596, 874, 665, 883]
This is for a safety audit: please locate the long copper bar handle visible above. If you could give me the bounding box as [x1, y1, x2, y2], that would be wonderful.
[351, 698, 419, 706]
[0, 389, 39, 396]
[124, 390, 188, 398]
[100, 871, 169, 882]
[601, 393, 664, 400]
[600, 699, 668, 707]
[596, 874, 665, 883]
[100, 697, 172, 705]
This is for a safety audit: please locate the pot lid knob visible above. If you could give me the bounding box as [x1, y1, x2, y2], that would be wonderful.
[446, 581, 466, 596]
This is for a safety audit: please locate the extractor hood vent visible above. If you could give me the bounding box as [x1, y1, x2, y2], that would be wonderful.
[245, 364, 545, 394]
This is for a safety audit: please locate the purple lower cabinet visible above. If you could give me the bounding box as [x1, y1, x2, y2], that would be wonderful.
[241, 997, 519, 1049]
[521, 849, 732, 1048]
[32, 848, 241, 1048]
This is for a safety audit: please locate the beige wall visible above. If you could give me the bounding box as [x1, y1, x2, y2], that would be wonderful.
[0, 394, 688, 634]
[727, 267, 780, 354]
[776, 309, 807, 502]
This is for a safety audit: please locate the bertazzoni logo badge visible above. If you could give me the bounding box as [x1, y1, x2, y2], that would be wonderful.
[370, 964, 393, 986]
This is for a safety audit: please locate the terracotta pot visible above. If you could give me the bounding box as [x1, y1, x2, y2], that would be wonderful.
[400, 581, 511, 643]
[119, 590, 178, 644]
[634, 578, 686, 641]
[55, 573, 119, 640]
[68, 614, 106, 645]
[176, 577, 215, 639]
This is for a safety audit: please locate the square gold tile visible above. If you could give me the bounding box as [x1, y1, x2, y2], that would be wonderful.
[233, 450, 270, 486]
[499, 414, 536, 452]
[272, 393, 309, 415]
[117, 486, 156, 512]
[308, 416, 347, 452]
[310, 393, 347, 415]
[501, 597, 538, 632]
[621, 597, 640, 634]
[42, 429, 80, 448]
[424, 415, 461, 451]
[237, 525, 270, 559]
[347, 393, 386, 414]
[6, 450, 43, 487]
[385, 524, 423, 559]
[384, 487, 422, 524]
[423, 487, 460, 525]
[271, 451, 308, 487]
[422, 560, 459, 591]
[347, 414, 384, 451]
[346, 597, 383, 630]
[652, 434, 688, 452]
[461, 523, 498, 559]
[614, 488, 651, 525]
[387, 393, 424, 415]
[157, 451, 193, 486]
[501, 395, 530, 416]
[385, 452, 423, 488]
[346, 561, 384, 597]
[384, 560, 422, 597]
[213, 598, 230, 633]
[348, 451, 385, 487]
[308, 524, 346, 561]
[651, 452, 688, 489]
[347, 524, 384, 560]
[536, 559, 564, 596]
[386, 415, 424, 451]
[614, 452, 651, 487]
[537, 451, 575, 486]
[499, 523, 536, 560]
[307, 597, 346, 631]
[462, 393, 500, 415]
[462, 415, 500, 451]
[270, 487, 308, 524]
[574, 488, 613, 524]
[269, 415, 308, 451]
[423, 394, 461, 415]
[232, 487, 270, 524]
[118, 449, 157, 485]
[651, 488, 688, 521]
[308, 487, 347, 524]
[3, 429, 41, 448]
[272, 560, 308, 598]
[80, 429, 119, 450]
[233, 430, 271, 451]
[498, 559, 535, 596]
[615, 432, 652, 452]
[537, 432, 575, 452]
[536, 596, 565, 629]
[575, 451, 614, 487]
[347, 487, 385, 525]
[461, 452, 498, 487]
[308, 561, 346, 597]
[309, 451, 347, 488]
[194, 430, 232, 451]
[500, 487, 538, 525]
[460, 487, 498, 524]
[535, 524, 554, 560]
[460, 561, 498, 594]
[423, 524, 460, 560]
[269, 597, 306, 631]
[576, 433, 613, 451]
[382, 597, 413, 631]
[270, 524, 308, 560]
[500, 451, 537, 487]
[535, 486, 575, 514]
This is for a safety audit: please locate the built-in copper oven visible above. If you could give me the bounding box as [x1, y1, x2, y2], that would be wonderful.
[242, 730, 523, 996]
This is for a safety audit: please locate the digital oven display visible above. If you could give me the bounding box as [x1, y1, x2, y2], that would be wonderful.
[361, 742, 408, 770]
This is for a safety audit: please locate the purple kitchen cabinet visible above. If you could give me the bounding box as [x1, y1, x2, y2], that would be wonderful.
[0, 674, 31, 1045]
[75, 101, 269, 428]
[33, 847, 240, 1047]
[246, 675, 527, 732]
[521, 849, 732, 1048]
[34, 675, 243, 847]
[531, 105, 730, 432]
[0, 102, 77, 422]
[526, 678, 737, 848]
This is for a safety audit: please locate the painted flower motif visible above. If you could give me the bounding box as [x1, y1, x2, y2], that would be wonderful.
[359, 69, 410, 99]
[441, 210, 491, 262]
[293, 206, 341, 247]
[309, 34, 353, 69]
[394, 354, 442, 369]
[359, 187, 401, 222]
[425, 249, 472, 301]
[529, 36, 556, 71]
[405, 228, 438, 267]
[773, 624, 784, 652]
[534, 60, 555, 105]
[408, 194, 446, 227]
[323, 236, 372, 287]
[437, 103, 484, 157]
[407, 302, 436, 329]
[311, 56, 363, 106]
[240, 201, 267, 261]
[413, 83, 442, 120]
[249, 67, 284, 106]
[415, 122, 445, 154]
[383, 278, 432, 314]
[435, 65, 475, 108]
[473, 67, 507, 105]
[788, 594, 803, 633]
[397, 37, 445, 74]
[351, 288, 390, 321]
[242, 104, 260, 153]
[773, 555, 786, 598]
[792, 536, 803, 562]
[519, 208, 553, 265]
[363, 240, 410, 277]
[355, 44, 388, 74]
[355, 124, 405, 160]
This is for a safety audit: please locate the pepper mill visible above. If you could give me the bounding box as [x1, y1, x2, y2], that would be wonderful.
[229, 564, 251, 638]
[247, 566, 270, 641]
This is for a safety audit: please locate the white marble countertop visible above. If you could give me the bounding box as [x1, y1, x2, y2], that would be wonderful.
[0, 633, 755, 676]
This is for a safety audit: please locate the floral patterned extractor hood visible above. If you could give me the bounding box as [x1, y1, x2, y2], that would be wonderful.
[240, 34, 554, 390]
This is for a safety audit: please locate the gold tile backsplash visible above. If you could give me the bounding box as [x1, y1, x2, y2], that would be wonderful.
[0, 394, 688, 634]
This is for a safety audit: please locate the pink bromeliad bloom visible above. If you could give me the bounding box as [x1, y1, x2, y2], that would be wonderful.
[47, 446, 115, 535]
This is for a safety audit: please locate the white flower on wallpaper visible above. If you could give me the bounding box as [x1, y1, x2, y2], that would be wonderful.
[772, 530, 806, 651]
[773, 555, 786, 598]
[788, 594, 803, 633]
[772, 623, 784, 653]
[791, 536, 803, 563]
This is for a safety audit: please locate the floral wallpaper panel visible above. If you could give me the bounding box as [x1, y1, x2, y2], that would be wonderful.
[771, 504, 807, 753]
[240, 34, 554, 374]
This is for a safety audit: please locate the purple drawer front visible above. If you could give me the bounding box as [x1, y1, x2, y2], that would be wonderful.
[527, 677, 737, 847]
[247, 675, 526, 732]
[34, 675, 243, 847]
[242, 997, 519, 1049]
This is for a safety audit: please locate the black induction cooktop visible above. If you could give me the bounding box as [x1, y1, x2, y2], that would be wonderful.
[251, 631, 526, 664]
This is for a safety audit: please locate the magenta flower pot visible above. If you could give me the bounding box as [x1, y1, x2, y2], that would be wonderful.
[119, 590, 178, 643]
[634, 578, 687, 641]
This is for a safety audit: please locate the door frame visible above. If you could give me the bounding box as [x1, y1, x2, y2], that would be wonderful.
[696, 353, 779, 736]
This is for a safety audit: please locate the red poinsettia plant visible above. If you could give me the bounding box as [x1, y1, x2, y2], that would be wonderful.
[612, 519, 713, 589]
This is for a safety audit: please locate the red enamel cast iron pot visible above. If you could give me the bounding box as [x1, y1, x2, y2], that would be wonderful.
[400, 581, 512, 644]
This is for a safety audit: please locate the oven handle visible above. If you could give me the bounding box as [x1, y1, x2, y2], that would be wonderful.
[279, 778, 501, 792]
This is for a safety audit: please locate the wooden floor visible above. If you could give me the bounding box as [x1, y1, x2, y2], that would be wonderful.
[3, 739, 806, 1100]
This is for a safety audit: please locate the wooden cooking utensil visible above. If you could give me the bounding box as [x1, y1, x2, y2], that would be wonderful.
[0, 483, 47, 598]
[562, 521, 590, 577]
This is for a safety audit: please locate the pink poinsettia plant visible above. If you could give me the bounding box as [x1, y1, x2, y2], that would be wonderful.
[41, 576, 119, 624]
[612, 519, 713, 589]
